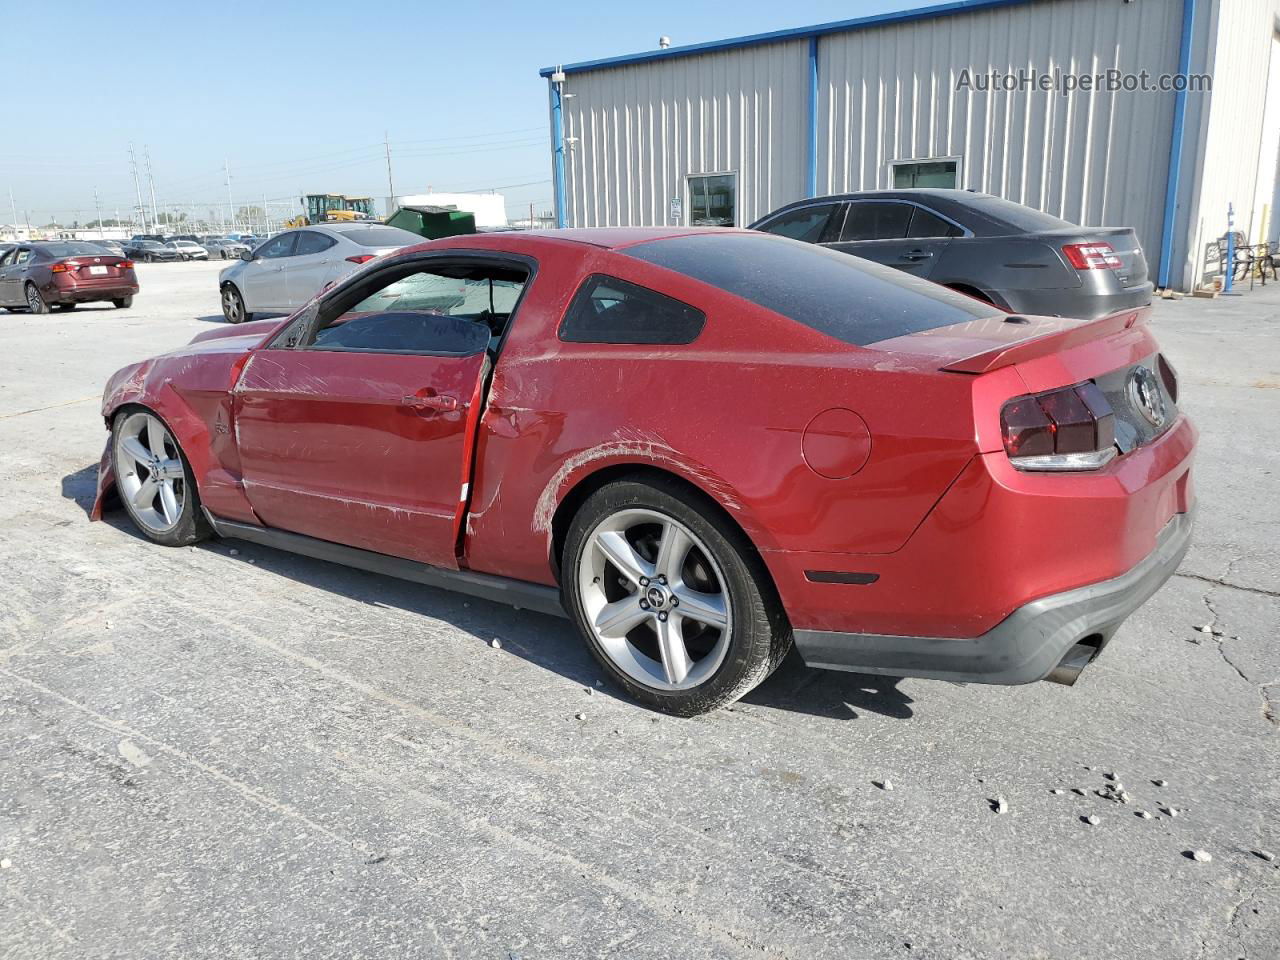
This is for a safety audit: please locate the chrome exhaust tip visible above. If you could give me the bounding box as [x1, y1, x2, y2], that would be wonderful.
[1045, 642, 1099, 686]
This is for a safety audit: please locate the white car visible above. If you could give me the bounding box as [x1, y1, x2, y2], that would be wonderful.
[218, 223, 422, 323]
[165, 240, 209, 261]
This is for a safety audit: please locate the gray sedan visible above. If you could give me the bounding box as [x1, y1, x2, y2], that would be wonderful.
[218, 222, 422, 323]
[751, 189, 1153, 320]
[202, 237, 251, 260]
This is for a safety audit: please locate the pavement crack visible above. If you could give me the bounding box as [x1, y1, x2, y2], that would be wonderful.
[1190, 582, 1277, 727]
[1174, 571, 1280, 599]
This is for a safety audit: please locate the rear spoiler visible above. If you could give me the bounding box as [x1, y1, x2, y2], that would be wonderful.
[941, 308, 1147, 374]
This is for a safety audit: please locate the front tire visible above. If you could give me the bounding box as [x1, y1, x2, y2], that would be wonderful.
[25, 283, 50, 314]
[220, 284, 251, 324]
[111, 408, 209, 547]
[563, 478, 791, 715]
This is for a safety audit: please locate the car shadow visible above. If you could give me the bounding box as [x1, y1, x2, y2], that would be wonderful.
[62, 465, 914, 721]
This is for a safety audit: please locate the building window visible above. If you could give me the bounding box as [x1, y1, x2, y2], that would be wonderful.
[890, 159, 960, 189]
[687, 173, 736, 226]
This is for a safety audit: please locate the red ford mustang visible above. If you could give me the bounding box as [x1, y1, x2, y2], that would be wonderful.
[93, 228, 1195, 715]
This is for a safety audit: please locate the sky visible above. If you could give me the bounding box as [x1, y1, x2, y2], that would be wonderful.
[3, 0, 938, 228]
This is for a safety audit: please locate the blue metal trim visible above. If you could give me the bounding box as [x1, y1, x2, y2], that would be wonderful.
[807, 36, 818, 198]
[1157, 0, 1196, 289]
[548, 77, 567, 229]
[539, 0, 1035, 77]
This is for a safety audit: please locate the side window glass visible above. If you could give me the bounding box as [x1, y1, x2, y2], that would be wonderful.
[257, 234, 297, 259]
[559, 274, 705, 345]
[294, 231, 337, 256]
[759, 204, 839, 243]
[0, 251, 12, 267]
[306, 260, 528, 355]
[15, 249, 34, 265]
[840, 202, 912, 242]
[906, 207, 960, 239]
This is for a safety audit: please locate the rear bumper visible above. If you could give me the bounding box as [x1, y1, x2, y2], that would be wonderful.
[794, 506, 1194, 683]
[1005, 282, 1153, 320]
[48, 282, 138, 303]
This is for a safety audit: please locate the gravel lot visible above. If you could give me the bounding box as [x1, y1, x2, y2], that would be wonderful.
[2, 260, 1277, 959]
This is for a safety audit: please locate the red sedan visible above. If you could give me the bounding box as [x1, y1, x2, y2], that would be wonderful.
[0, 241, 138, 312]
[92, 228, 1195, 715]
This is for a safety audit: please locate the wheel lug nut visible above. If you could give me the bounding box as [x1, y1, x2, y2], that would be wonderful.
[671, 597, 679, 606]
[639, 577, 649, 587]
[658, 612, 668, 622]
[639, 600, 649, 610]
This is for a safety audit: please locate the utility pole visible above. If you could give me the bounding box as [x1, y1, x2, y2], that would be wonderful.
[8, 187, 18, 239]
[384, 131, 396, 213]
[94, 189, 104, 239]
[224, 159, 235, 234]
[144, 145, 159, 230]
[129, 142, 147, 232]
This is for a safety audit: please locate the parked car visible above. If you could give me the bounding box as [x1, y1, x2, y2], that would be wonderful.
[202, 237, 250, 260]
[90, 239, 127, 258]
[750, 190, 1154, 320]
[164, 240, 209, 261]
[129, 234, 168, 245]
[169, 234, 202, 244]
[218, 222, 421, 322]
[0, 240, 137, 312]
[126, 240, 181, 263]
[94, 228, 1194, 715]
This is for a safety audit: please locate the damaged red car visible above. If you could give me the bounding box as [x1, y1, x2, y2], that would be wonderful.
[94, 229, 1195, 715]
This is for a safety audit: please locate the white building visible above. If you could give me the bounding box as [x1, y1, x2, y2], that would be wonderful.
[386, 192, 509, 230]
[541, 0, 1280, 291]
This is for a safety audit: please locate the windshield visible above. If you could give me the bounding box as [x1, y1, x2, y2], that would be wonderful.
[338, 226, 421, 248]
[41, 242, 118, 256]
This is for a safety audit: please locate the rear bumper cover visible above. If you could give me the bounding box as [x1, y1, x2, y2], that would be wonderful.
[793, 506, 1194, 684]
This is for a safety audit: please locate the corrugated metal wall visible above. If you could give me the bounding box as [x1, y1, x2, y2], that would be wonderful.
[1182, 0, 1280, 285]
[818, 0, 1184, 262]
[559, 41, 809, 228]
[553, 0, 1280, 287]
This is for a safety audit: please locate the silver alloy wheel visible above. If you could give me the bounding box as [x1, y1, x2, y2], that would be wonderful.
[577, 508, 732, 691]
[221, 285, 243, 323]
[115, 411, 187, 534]
[26, 285, 43, 312]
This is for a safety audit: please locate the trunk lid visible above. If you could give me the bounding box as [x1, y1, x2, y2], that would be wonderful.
[1037, 226, 1149, 288]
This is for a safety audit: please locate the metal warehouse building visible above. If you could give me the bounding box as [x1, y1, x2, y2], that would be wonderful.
[541, 0, 1280, 291]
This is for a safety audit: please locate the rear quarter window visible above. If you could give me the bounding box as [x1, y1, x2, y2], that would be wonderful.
[559, 274, 705, 345]
[622, 233, 1000, 346]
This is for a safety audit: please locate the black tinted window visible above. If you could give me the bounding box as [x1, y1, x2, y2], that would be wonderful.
[312, 313, 489, 355]
[560, 275, 705, 345]
[840, 202, 912, 241]
[906, 207, 960, 238]
[758, 204, 839, 243]
[294, 231, 337, 255]
[623, 233, 999, 346]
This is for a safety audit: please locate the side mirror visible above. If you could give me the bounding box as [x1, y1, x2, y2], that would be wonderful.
[239, 249, 254, 262]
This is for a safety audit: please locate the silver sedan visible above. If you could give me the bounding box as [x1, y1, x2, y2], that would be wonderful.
[217, 222, 421, 324]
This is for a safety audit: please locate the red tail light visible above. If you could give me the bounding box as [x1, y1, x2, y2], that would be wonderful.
[50, 261, 70, 273]
[1062, 242, 1121, 270]
[346, 254, 375, 264]
[120, 260, 135, 270]
[1000, 381, 1116, 471]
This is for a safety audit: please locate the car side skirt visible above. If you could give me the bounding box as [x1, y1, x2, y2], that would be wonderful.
[202, 510, 568, 619]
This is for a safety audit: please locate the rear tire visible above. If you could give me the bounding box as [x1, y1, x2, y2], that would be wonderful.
[220, 284, 251, 324]
[111, 408, 210, 547]
[25, 283, 50, 314]
[562, 477, 791, 715]
[113, 296, 133, 309]
[55, 303, 76, 311]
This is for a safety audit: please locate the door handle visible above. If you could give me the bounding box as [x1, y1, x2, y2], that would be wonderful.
[901, 249, 934, 261]
[401, 394, 459, 413]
